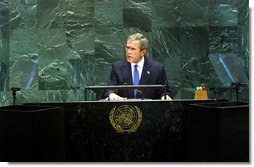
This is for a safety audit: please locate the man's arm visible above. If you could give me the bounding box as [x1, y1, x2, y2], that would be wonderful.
[104, 64, 126, 100]
[104, 64, 118, 97]
[157, 65, 172, 100]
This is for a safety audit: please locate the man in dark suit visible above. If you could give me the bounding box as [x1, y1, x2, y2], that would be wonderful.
[104, 33, 172, 100]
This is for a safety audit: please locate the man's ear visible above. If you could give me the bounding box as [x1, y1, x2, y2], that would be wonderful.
[141, 48, 147, 55]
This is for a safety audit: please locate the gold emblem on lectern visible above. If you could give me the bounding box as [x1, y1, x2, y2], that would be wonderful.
[109, 105, 142, 133]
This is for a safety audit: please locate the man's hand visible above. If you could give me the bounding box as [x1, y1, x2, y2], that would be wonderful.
[161, 95, 172, 100]
[108, 93, 127, 101]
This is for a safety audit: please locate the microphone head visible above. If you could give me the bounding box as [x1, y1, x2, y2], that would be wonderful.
[11, 87, 21, 91]
[136, 89, 143, 100]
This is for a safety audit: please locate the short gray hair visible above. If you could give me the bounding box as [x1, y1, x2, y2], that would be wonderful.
[127, 33, 149, 50]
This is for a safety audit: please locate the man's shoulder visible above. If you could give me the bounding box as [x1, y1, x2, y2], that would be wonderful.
[112, 59, 130, 70]
[145, 56, 164, 67]
[113, 59, 128, 66]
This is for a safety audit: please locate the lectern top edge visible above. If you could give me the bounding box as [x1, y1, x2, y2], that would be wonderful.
[84, 85, 166, 90]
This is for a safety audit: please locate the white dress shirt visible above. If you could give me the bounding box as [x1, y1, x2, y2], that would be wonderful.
[131, 56, 144, 83]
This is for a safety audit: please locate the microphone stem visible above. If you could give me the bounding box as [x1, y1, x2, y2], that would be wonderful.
[136, 89, 143, 100]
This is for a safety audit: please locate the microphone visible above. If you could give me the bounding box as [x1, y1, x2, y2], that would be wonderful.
[10, 87, 21, 105]
[11, 87, 21, 91]
[123, 81, 143, 100]
[136, 89, 143, 100]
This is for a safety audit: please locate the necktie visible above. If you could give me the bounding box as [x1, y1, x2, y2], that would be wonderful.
[133, 64, 139, 97]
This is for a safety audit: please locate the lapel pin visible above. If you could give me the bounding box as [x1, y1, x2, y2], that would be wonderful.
[147, 71, 150, 74]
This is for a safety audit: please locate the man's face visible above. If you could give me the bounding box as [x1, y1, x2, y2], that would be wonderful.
[125, 39, 146, 63]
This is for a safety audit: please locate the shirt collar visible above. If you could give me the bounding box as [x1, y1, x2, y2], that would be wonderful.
[131, 56, 145, 69]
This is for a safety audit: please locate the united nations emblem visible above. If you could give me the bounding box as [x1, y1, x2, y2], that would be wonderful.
[109, 105, 142, 133]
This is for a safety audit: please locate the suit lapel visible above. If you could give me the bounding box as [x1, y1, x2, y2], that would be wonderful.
[121, 61, 132, 84]
[121, 61, 133, 97]
[120, 56, 152, 98]
[140, 56, 151, 85]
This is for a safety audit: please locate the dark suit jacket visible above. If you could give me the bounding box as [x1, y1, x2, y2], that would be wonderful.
[104, 56, 172, 99]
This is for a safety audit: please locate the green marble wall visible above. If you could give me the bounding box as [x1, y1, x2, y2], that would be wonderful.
[0, 0, 249, 106]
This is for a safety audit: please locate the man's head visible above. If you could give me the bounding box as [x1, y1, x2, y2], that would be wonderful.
[125, 33, 148, 63]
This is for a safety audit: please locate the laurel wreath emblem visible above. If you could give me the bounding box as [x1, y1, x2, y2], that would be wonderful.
[109, 105, 142, 133]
